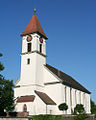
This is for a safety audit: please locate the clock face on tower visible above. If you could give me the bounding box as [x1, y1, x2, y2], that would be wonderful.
[27, 35, 32, 42]
[39, 37, 43, 43]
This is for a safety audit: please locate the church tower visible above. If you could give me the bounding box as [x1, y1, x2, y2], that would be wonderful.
[19, 11, 48, 92]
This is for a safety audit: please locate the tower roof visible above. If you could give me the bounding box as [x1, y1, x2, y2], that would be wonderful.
[21, 14, 48, 39]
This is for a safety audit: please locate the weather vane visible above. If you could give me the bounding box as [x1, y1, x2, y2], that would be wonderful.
[34, 8, 36, 14]
[34, 0, 36, 14]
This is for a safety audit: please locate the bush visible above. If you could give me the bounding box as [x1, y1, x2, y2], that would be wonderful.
[58, 103, 68, 111]
[55, 115, 62, 120]
[73, 113, 88, 120]
[74, 104, 85, 114]
[29, 115, 62, 120]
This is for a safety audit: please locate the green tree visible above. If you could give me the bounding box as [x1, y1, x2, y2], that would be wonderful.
[91, 99, 96, 114]
[0, 54, 14, 116]
[74, 104, 85, 114]
[58, 103, 68, 113]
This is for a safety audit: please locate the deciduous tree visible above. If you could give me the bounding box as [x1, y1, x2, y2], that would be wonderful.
[0, 54, 14, 116]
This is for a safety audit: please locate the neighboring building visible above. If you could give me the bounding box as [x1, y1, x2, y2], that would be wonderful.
[14, 10, 91, 115]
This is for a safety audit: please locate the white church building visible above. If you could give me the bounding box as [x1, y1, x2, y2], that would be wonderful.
[14, 11, 91, 115]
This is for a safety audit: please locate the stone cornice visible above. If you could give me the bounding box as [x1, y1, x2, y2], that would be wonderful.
[20, 51, 47, 58]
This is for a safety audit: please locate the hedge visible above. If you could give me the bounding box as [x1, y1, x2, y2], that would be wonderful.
[29, 115, 62, 120]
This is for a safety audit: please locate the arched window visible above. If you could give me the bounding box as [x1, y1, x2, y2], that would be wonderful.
[70, 88, 72, 107]
[23, 104, 27, 112]
[27, 43, 31, 52]
[40, 44, 42, 53]
[65, 87, 67, 103]
[27, 58, 30, 65]
[79, 92, 81, 104]
[75, 90, 77, 105]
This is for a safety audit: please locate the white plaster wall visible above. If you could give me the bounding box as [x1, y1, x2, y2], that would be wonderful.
[84, 93, 91, 114]
[71, 88, 76, 110]
[76, 90, 80, 104]
[44, 66, 60, 83]
[15, 102, 35, 115]
[66, 87, 71, 114]
[19, 32, 46, 90]
[34, 94, 46, 115]
[19, 53, 46, 89]
[45, 82, 72, 115]
[15, 92, 47, 115]
[20, 53, 37, 85]
[71, 89, 91, 114]
[46, 105, 57, 115]
[14, 86, 35, 99]
[35, 53, 46, 87]
[22, 34, 38, 53]
[22, 33, 46, 56]
[45, 83, 64, 115]
[81, 91, 84, 105]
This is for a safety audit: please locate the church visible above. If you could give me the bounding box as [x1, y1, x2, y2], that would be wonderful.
[14, 10, 91, 115]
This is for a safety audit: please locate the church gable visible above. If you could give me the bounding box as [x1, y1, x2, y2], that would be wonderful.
[44, 65, 61, 84]
[45, 64, 90, 94]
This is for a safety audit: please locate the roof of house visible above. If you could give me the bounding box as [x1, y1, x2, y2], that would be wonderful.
[21, 14, 47, 39]
[17, 95, 35, 103]
[35, 91, 56, 105]
[45, 64, 90, 94]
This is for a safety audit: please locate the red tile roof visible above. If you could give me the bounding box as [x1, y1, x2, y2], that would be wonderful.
[21, 14, 48, 39]
[35, 91, 56, 105]
[17, 95, 35, 103]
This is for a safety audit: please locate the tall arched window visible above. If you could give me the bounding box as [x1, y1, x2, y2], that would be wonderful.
[65, 87, 67, 103]
[23, 104, 27, 112]
[70, 88, 72, 107]
[27, 43, 31, 52]
[79, 92, 81, 104]
[40, 44, 42, 53]
[75, 90, 77, 105]
[83, 93, 85, 107]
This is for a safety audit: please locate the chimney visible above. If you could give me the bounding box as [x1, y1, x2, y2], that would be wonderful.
[58, 70, 61, 77]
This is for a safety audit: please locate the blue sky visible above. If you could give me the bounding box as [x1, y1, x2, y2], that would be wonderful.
[0, 0, 96, 103]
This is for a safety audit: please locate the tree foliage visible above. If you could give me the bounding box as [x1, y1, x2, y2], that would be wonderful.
[91, 99, 96, 114]
[58, 103, 68, 111]
[74, 104, 85, 114]
[0, 54, 14, 116]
